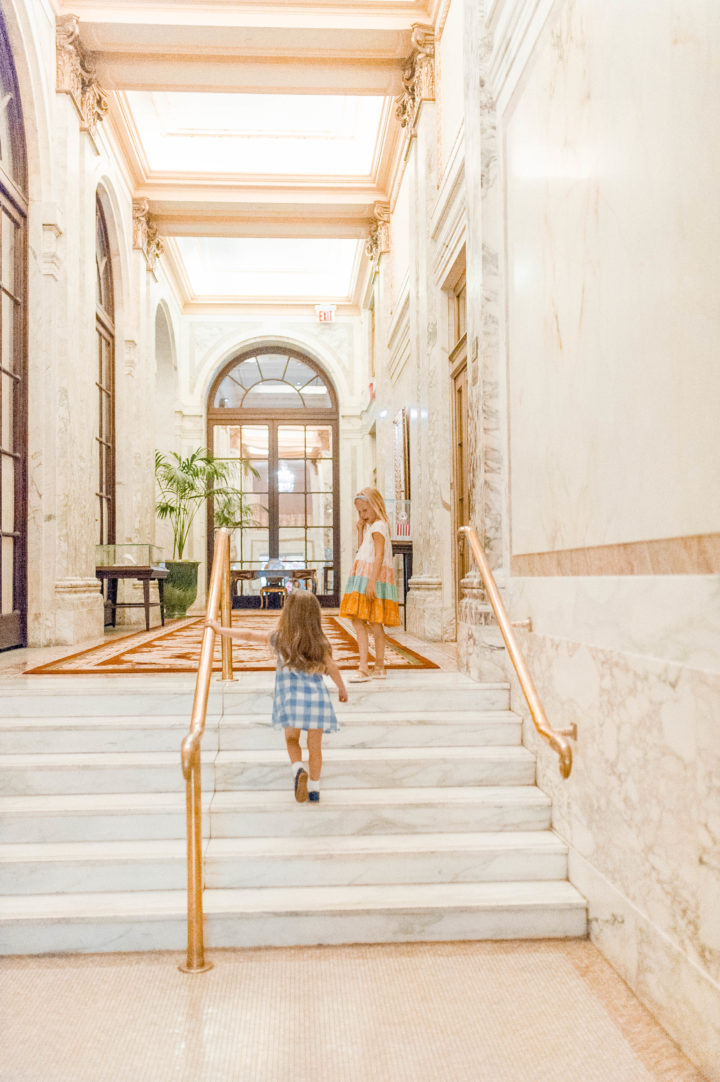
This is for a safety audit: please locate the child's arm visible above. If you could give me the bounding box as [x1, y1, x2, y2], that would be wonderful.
[365, 531, 384, 601]
[326, 656, 348, 702]
[205, 616, 274, 647]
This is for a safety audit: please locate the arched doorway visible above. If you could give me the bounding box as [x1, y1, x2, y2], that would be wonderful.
[0, 16, 27, 650]
[207, 347, 340, 605]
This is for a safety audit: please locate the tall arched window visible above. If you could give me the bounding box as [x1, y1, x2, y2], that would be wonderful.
[0, 17, 28, 650]
[207, 348, 339, 604]
[95, 197, 115, 546]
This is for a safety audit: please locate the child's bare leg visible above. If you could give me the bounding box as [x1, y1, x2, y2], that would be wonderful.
[307, 730, 323, 781]
[371, 623, 386, 672]
[284, 728, 302, 765]
[285, 728, 308, 802]
[351, 617, 370, 674]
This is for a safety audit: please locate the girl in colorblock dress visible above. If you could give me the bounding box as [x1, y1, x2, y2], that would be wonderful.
[208, 591, 347, 804]
[339, 486, 401, 682]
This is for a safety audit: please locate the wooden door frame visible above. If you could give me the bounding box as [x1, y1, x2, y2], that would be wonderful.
[449, 334, 468, 618]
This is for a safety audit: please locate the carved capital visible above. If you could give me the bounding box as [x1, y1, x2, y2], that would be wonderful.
[132, 199, 150, 249]
[365, 202, 391, 262]
[132, 200, 164, 272]
[56, 15, 83, 104]
[395, 24, 435, 132]
[55, 15, 108, 135]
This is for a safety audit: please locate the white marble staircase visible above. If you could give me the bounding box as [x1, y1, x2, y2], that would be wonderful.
[0, 673, 586, 954]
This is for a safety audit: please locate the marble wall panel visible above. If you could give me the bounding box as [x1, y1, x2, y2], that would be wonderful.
[500, 630, 720, 1079]
[390, 168, 411, 307]
[438, 0, 465, 178]
[507, 574, 720, 673]
[504, 0, 720, 557]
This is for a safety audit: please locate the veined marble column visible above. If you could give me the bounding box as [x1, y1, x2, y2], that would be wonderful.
[457, 0, 507, 667]
[28, 91, 104, 645]
[404, 101, 456, 643]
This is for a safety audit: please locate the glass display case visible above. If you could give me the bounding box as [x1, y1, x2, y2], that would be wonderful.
[95, 543, 164, 568]
[385, 499, 412, 541]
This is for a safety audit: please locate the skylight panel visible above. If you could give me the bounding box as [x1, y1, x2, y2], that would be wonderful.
[126, 92, 385, 175]
[176, 237, 360, 299]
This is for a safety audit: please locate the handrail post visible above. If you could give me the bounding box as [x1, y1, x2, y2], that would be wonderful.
[179, 527, 231, 974]
[179, 754, 212, 973]
[220, 541, 233, 681]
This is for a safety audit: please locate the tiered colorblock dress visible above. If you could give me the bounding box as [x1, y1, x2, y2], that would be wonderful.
[339, 518, 401, 627]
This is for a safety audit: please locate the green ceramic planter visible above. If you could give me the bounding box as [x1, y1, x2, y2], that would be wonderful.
[163, 560, 200, 619]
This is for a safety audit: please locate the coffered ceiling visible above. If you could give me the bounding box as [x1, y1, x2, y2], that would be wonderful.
[54, 0, 442, 310]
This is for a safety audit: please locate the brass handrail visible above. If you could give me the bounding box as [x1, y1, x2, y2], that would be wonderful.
[459, 526, 576, 778]
[179, 526, 233, 973]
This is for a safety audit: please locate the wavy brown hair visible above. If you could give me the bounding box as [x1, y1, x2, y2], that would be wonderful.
[273, 590, 332, 673]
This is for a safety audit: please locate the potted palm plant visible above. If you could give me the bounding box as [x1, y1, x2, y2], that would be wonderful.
[154, 448, 255, 618]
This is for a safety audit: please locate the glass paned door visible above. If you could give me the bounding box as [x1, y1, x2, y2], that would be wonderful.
[210, 419, 338, 602]
[0, 18, 28, 650]
[0, 196, 25, 649]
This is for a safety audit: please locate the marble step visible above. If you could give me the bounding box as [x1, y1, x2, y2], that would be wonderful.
[206, 832, 567, 889]
[0, 712, 521, 754]
[0, 832, 568, 895]
[0, 880, 587, 955]
[214, 746, 536, 790]
[211, 786, 552, 837]
[220, 712, 522, 750]
[0, 786, 551, 843]
[0, 745, 534, 796]
[0, 752, 213, 796]
[0, 686, 223, 719]
[221, 682, 511, 716]
[0, 675, 510, 719]
[0, 792, 208, 844]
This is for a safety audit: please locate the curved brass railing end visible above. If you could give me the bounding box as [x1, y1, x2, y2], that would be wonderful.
[181, 729, 201, 780]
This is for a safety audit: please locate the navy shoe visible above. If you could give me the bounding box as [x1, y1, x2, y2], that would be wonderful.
[294, 768, 308, 803]
[308, 791, 320, 803]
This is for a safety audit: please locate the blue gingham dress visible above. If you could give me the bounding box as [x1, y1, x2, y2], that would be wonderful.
[270, 639, 339, 733]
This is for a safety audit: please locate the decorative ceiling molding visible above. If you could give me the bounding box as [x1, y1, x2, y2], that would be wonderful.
[132, 198, 164, 272]
[395, 22, 435, 133]
[58, 1, 431, 31]
[55, 14, 109, 135]
[365, 201, 391, 266]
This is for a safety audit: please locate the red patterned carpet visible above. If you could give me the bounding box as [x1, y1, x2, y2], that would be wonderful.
[27, 614, 438, 675]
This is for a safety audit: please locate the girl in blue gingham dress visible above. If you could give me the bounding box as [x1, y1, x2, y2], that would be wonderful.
[208, 590, 347, 804]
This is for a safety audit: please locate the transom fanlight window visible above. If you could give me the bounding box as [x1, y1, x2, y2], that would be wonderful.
[214, 353, 333, 411]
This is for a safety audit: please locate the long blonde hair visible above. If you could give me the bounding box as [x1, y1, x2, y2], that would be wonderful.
[354, 486, 390, 526]
[273, 590, 332, 673]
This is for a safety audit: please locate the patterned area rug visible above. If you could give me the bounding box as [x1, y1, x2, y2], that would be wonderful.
[27, 614, 438, 675]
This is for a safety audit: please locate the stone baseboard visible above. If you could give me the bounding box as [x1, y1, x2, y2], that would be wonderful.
[52, 578, 104, 646]
[568, 847, 720, 1082]
[406, 576, 444, 641]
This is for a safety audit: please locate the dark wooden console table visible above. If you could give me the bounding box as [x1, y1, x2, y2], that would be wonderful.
[392, 541, 413, 629]
[96, 565, 168, 631]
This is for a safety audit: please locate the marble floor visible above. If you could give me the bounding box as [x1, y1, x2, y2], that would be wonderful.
[0, 614, 459, 679]
[0, 940, 706, 1082]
